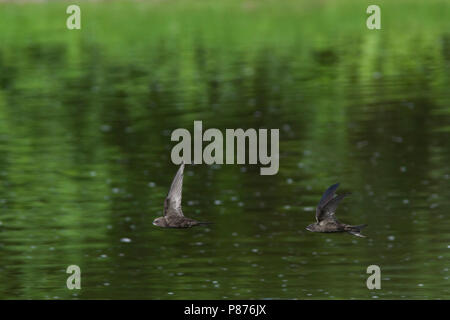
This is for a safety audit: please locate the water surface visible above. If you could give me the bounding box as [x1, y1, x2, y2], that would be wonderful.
[0, 1, 448, 299]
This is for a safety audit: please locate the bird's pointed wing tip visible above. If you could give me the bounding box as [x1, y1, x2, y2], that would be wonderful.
[324, 183, 340, 194]
[168, 162, 185, 196]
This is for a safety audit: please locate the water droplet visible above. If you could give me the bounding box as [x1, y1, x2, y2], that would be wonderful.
[373, 71, 382, 79]
[357, 141, 368, 148]
[100, 125, 111, 132]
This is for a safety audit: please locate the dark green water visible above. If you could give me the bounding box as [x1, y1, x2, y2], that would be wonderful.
[0, 1, 449, 299]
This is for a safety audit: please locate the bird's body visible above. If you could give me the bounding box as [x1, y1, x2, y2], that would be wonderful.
[153, 215, 210, 228]
[153, 163, 211, 229]
[306, 183, 367, 237]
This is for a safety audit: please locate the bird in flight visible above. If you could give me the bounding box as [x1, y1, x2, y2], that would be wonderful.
[153, 162, 212, 228]
[306, 183, 367, 237]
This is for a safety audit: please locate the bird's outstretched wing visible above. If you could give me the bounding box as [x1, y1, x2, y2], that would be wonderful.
[316, 183, 339, 221]
[320, 192, 351, 221]
[164, 163, 185, 217]
[316, 183, 346, 222]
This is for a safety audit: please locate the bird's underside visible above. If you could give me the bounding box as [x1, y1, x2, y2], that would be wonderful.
[164, 215, 210, 228]
[313, 219, 366, 237]
[316, 219, 347, 232]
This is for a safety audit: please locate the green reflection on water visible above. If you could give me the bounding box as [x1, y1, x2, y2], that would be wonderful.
[0, 0, 448, 299]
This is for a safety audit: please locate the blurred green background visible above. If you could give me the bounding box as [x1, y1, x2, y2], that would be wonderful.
[0, 0, 449, 299]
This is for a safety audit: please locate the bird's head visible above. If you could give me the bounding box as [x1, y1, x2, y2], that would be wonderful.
[152, 217, 166, 227]
[306, 223, 318, 232]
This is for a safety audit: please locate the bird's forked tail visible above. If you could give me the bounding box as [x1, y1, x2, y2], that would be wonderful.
[347, 224, 368, 238]
[197, 221, 213, 226]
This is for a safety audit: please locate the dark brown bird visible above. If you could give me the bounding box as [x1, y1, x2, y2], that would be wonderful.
[306, 183, 367, 237]
[153, 162, 211, 228]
